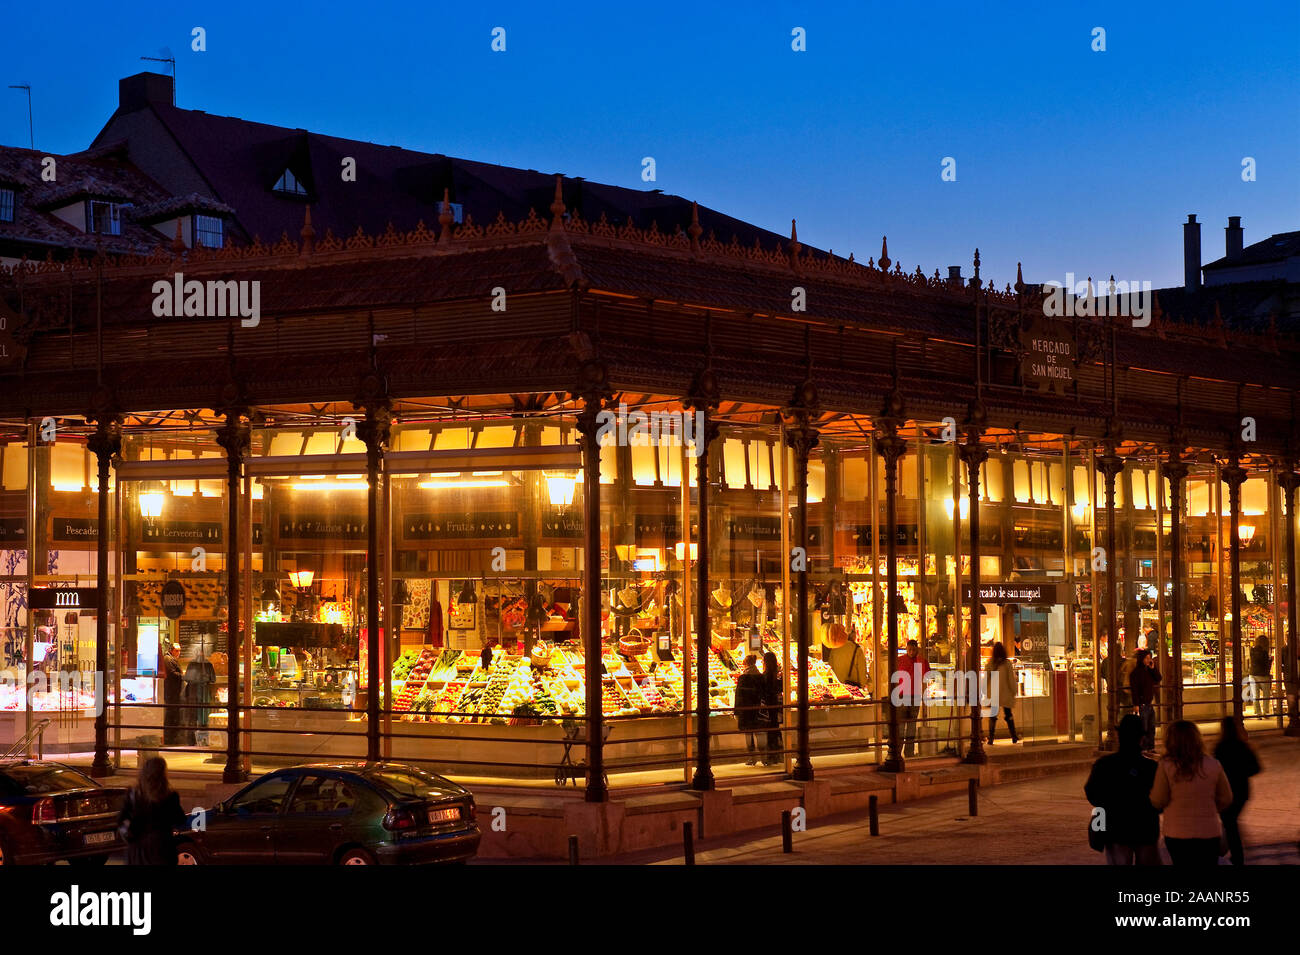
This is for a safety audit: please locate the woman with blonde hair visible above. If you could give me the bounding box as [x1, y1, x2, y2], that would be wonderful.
[1150, 720, 1233, 865]
[823, 623, 867, 689]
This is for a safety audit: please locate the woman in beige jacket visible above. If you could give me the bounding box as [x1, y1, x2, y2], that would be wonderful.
[985, 642, 1019, 744]
[1150, 720, 1233, 865]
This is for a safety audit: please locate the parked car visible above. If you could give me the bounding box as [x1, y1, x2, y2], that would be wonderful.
[175, 761, 480, 865]
[0, 760, 127, 865]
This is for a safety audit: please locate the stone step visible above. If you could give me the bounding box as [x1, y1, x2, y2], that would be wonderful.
[994, 757, 1095, 784]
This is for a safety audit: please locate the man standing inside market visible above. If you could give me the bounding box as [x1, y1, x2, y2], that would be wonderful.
[162, 642, 184, 746]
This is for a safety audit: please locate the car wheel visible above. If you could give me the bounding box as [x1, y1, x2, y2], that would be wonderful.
[176, 842, 205, 865]
[338, 847, 376, 866]
[68, 855, 109, 866]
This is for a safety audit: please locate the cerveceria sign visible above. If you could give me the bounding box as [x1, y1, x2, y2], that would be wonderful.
[962, 582, 1058, 604]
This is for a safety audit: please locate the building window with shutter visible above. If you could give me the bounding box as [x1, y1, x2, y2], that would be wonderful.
[0, 188, 14, 222]
[194, 214, 224, 248]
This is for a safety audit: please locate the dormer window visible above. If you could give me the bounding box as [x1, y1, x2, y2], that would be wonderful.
[194, 214, 224, 248]
[87, 200, 122, 235]
[273, 169, 307, 196]
[0, 188, 13, 223]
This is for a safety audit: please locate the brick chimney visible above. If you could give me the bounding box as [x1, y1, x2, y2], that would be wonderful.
[118, 72, 174, 112]
[1183, 214, 1201, 290]
[1225, 216, 1244, 259]
[947, 265, 962, 286]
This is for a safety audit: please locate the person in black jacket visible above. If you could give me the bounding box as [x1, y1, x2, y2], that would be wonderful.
[117, 757, 188, 865]
[734, 655, 765, 765]
[1129, 649, 1162, 752]
[761, 650, 783, 766]
[1084, 714, 1161, 865]
[1213, 718, 1260, 865]
[161, 643, 184, 745]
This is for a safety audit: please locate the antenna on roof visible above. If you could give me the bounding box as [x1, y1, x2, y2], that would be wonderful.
[140, 48, 176, 105]
[7, 83, 33, 148]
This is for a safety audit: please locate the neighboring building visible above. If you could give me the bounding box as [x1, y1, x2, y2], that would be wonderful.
[0, 141, 232, 266]
[91, 72, 789, 254]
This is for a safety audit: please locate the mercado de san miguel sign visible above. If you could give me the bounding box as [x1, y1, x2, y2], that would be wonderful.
[1019, 317, 1077, 395]
[962, 582, 1058, 605]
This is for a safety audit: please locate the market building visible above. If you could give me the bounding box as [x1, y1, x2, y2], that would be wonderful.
[0, 74, 1297, 802]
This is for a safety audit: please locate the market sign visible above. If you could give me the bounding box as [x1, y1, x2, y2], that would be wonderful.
[161, 579, 187, 619]
[962, 582, 1058, 605]
[279, 515, 368, 540]
[53, 518, 99, 542]
[143, 520, 222, 544]
[403, 512, 516, 540]
[1019, 316, 1076, 395]
[0, 300, 26, 371]
[0, 517, 27, 540]
[29, 587, 101, 611]
[542, 513, 582, 539]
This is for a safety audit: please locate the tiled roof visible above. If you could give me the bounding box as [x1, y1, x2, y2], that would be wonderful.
[94, 87, 813, 257]
[0, 145, 175, 256]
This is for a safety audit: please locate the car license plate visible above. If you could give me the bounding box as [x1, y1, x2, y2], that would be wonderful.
[84, 830, 116, 846]
[427, 807, 460, 824]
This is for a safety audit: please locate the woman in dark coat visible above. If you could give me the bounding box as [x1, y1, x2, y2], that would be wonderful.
[761, 650, 783, 766]
[117, 757, 187, 865]
[1213, 718, 1260, 865]
[734, 655, 766, 765]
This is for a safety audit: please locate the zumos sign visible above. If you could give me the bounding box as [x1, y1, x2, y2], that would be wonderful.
[962, 582, 1058, 605]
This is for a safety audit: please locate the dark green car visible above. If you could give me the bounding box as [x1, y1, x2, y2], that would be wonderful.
[175, 761, 480, 865]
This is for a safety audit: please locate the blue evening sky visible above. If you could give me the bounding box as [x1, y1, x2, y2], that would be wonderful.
[3, 0, 1297, 289]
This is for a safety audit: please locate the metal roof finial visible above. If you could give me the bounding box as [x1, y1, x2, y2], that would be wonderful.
[878, 236, 890, 272]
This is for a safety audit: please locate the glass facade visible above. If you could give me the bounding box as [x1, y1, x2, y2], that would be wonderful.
[1, 401, 1294, 781]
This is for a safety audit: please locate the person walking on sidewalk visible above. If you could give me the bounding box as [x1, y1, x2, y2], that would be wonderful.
[1084, 713, 1161, 865]
[760, 650, 783, 766]
[1213, 718, 1260, 866]
[1129, 648, 1162, 752]
[734, 655, 766, 765]
[117, 757, 188, 866]
[985, 642, 1019, 745]
[1150, 719, 1233, 865]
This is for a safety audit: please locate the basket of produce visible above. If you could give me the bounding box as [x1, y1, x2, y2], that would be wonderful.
[618, 630, 649, 658]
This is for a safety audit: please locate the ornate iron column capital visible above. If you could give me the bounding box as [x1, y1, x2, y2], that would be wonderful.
[684, 367, 721, 448]
[781, 379, 820, 456]
[572, 360, 613, 438]
[353, 372, 392, 452]
[1220, 452, 1247, 490]
[1277, 465, 1300, 494]
[86, 388, 123, 462]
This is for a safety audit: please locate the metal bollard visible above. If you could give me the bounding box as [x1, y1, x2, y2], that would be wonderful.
[968, 778, 978, 817]
[568, 834, 579, 865]
[781, 809, 793, 853]
[683, 820, 695, 865]
[868, 794, 879, 836]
